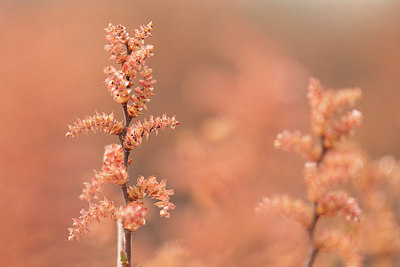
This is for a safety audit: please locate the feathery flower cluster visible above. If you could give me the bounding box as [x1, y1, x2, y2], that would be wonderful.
[116, 202, 147, 232]
[124, 114, 179, 150]
[127, 66, 156, 118]
[258, 78, 363, 266]
[66, 22, 178, 265]
[315, 230, 362, 266]
[307, 77, 362, 148]
[104, 23, 130, 63]
[305, 149, 364, 202]
[128, 176, 175, 219]
[80, 144, 131, 202]
[316, 191, 361, 222]
[68, 198, 117, 241]
[104, 22, 154, 63]
[274, 130, 314, 160]
[348, 155, 400, 265]
[255, 195, 313, 228]
[104, 22, 155, 110]
[66, 112, 123, 137]
[104, 66, 131, 104]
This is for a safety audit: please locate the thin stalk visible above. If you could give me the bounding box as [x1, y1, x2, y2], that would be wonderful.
[304, 136, 328, 267]
[305, 203, 320, 267]
[117, 103, 133, 267]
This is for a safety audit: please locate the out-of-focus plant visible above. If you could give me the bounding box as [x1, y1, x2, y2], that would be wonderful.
[353, 155, 400, 266]
[257, 78, 364, 266]
[66, 22, 179, 267]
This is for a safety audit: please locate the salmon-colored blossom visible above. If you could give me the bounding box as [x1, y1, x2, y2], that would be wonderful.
[315, 230, 362, 267]
[80, 144, 131, 202]
[263, 78, 363, 266]
[124, 114, 179, 150]
[104, 66, 131, 104]
[116, 202, 147, 232]
[306, 77, 362, 147]
[316, 191, 361, 222]
[65, 112, 123, 137]
[104, 23, 130, 63]
[128, 176, 175, 219]
[68, 198, 117, 241]
[127, 66, 156, 118]
[67, 22, 178, 267]
[274, 130, 314, 159]
[256, 195, 313, 228]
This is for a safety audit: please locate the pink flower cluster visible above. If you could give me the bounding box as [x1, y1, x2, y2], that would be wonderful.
[315, 230, 362, 266]
[270, 78, 363, 219]
[68, 198, 117, 241]
[116, 202, 147, 232]
[66, 112, 124, 138]
[127, 66, 156, 118]
[104, 66, 131, 104]
[80, 144, 131, 202]
[259, 78, 363, 265]
[104, 22, 155, 111]
[104, 22, 153, 63]
[124, 114, 179, 150]
[316, 191, 361, 222]
[66, 24, 178, 266]
[104, 23, 130, 63]
[307, 77, 362, 148]
[305, 149, 364, 202]
[274, 130, 314, 159]
[255, 195, 313, 228]
[128, 176, 175, 219]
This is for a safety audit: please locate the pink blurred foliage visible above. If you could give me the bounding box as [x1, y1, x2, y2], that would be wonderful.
[156, 20, 311, 266]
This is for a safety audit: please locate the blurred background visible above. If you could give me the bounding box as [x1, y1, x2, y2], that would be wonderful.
[1, 0, 400, 266]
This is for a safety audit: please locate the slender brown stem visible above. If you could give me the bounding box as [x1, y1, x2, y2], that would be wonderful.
[304, 136, 328, 267]
[305, 203, 320, 267]
[118, 103, 133, 267]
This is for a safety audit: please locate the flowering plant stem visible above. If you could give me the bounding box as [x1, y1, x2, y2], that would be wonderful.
[305, 137, 327, 267]
[118, 103, 134, 266]
[66, 22, 178, 267]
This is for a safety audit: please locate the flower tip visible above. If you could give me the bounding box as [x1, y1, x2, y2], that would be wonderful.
[352, 109, 362, 120]
[273, 138, 281, 148]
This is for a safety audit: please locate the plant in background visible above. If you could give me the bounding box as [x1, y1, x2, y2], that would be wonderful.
[66, 22, 179, 267]
[256, 78, 364, 266]
[353, 155, 400, 265]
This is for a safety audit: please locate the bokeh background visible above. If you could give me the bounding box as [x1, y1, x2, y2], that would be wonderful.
[1, 0, 400, 266]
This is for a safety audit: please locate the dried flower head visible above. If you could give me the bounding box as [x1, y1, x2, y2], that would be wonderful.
[274, 130, 314, 159]
[66, 112, 123, 137]
[124, 114, 179, 150]
[104, 23, 130, 63]
[68, 198, 117, 241]
[116, 202, 147, 232]
[128, 176, 175, 219]
[104, 22, 155, 112]
[104, 66, 131, 104]
[256, 195, 313, 228]
[315, 230, 362, 267]
[307, 77, 362, 148]
[127, 66, 156, 118]
[67, 22, 178, 267]
[316, 191, 361, 222]
[80, 144, 131, 202]
[261, 78, 363, 266]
